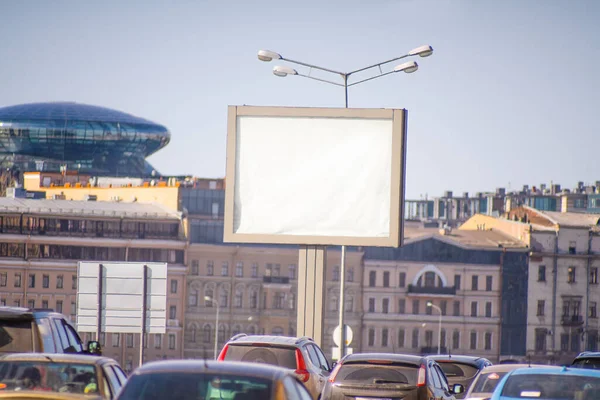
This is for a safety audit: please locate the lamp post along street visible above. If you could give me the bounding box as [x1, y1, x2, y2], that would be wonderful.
[427, 301, 443, 354]
[205, 296, 220, 359]
[259, 45, 433, 358]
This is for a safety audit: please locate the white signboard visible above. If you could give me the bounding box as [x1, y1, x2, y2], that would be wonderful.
[76, 262, 167, 334]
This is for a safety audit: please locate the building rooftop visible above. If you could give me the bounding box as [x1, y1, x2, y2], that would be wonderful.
[540, 210, 600, 228]
[0, 197, 181, 220]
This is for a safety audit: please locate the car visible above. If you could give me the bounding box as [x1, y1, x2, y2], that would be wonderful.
[321, 353, 463, 400]
[217, 334, 331, 400]
[0, 307, 101, 356]
[464, 364, 555, 400]
[115, 359, 313, 400]
[489, 366, 600, 400]
[0, 353, 127, 399]
[427, 355, 492, 399]
[571, 351, 600, 370]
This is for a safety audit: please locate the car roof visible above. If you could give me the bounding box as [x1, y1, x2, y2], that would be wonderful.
[342, 353, 427, 365]
[508, 366, 600, 377]
[478, 364, 555, 373]
[574, 351, 600, 360]
[227, 335, 313, 347]
[427, 355, 490, 366]
[133, 360, 292, 379]
[0, 306, 67, 320]
[0, 353, 116, 365]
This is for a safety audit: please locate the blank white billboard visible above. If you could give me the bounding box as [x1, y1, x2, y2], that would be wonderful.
[224, 106, 407, 247]
[76, 262, 167, 334]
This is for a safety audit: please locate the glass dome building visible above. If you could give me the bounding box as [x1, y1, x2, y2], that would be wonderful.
[0, 102, 170, 177]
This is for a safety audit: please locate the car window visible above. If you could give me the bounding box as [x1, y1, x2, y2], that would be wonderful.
[572, 358, 600, 370]
[0, 320, 33, 354]
[501, 373, 600, 398]
[429, 365, 442, 389]
[435, 365, 449, 391]
[438, 362, 479, 379]
[223, 344, 298, 369]
[282, 376, 302, 400]
[112, 364, 128, 384]
[36, 318, 56, 353]
[104, 364, 122, 394]
[51, 319, 70, 352]
[305, 345, 321, 368]
[62, 322, 83, 353]
[469, 371, 508, 393]
[310, 344, 330, 371]
[334, 361, 418, 384]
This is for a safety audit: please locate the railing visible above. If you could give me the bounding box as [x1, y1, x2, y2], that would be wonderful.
[262, 276, 290, 284]
[407, 284, 456, 296]
[561, 315, 584, 326]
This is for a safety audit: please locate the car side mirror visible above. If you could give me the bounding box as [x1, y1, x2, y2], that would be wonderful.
[87, 340, 102, 355]
[452, 384, 464, 394]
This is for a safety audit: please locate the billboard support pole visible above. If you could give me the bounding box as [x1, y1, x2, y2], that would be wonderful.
[140, 265, 148, 368]
[96, 264, 104, 342]
[296, 246, 326, 347]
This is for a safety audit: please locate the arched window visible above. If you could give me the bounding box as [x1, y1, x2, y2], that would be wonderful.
[203, 325, 212, 343]
[190, 325, 197, 343]
[188, 289, 198, 306]
[218, 325, 226, 342]
[333, 266, 340, 281]
[424, 272, 436, 287]
[234, 289, 243, 308]
[272, 326, 284, 336]
[289, 293, 296, 310]
[204, 289, 214, 307]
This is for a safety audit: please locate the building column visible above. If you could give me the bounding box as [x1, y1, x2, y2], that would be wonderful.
[296, 246, 327, 348]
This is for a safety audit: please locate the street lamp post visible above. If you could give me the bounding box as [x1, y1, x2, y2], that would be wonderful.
[427, 301, 443, 354]
[205, 296, 220, 359]
[259, 45, 434, 358]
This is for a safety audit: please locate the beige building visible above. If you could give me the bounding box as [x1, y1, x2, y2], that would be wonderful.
[462, 207, 600, 364]
[0, 197, 187, 372]
[184, 244, 363, 360]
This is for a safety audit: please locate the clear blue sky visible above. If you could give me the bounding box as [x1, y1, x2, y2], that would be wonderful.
[1, 0, 599, 199]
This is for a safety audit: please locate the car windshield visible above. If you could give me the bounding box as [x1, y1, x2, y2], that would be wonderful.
[469, 371, 508, 393]
[0, 320, 33, 354]
[437, 362, 479, 379]
[223, 345, 297, 369]
[501, 373, 600, 399]
[334, 362, 418, 385]
[117, 372, 272, 400]
[0, 361, 99, 395]
[572, 358, 600, 370]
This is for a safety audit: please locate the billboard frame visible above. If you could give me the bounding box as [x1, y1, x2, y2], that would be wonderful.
[224, 105, 407, 247]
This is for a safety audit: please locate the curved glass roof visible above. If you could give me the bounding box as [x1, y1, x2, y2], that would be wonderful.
[0, 102, 167, 128]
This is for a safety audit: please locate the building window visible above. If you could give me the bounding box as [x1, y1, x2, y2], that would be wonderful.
[221, 262, 229, 276]
[470, 332, 477, 350]
[569, 241, 576, 254]
[56, 300, 63, 313]
[273, 264, 280, 277]
[332, 266, 340, 281]
[424, 272, 436, 288]
[398, 299, 405, 314]
[440, 329, 446, 349]
[453, 301, 460, 316]
[485, 332, 492, 350]
[190, 326, 197, 343]
[344, 296, 351, 313]
[14, 273, 21, 288]
[412, 299, 420, 315]
[251, 263, 258, 278]
[398, 329, 405, 347]
[127, 334, 134, 348]
[347, 267, 354, 282]
[571, 332, 581, 353]
[207, 261, 214, 276]
[454, 274, 461, 290]
[538, 266, 546, 282]
[329, 297, 338, 313]
[203, 325, 211, 343]
[382, 298, 389, 314]
[41, 274, 49, 289]
[154, 334, 162, 349]
[452, 331, 460, 349]
[485, 302, 492, 317]
[288, 265, 296, 280]
[191, 260, 199, 275]
[273, 292, 285, 309]
[591, 267, 598, 284]
[440, 300, 447, 316]
[170, 280, 178, 294]
[486, 276, 492, 291]
[369, 271, 376, 287]
[41, 300, 48, 309]
[72, 275, 77, 290]
[236, 262, 244, 277]
[426, 302, 433, 315]
[399, 272, 406, 288]
[537, 300, 545, 316]
[205, 290, 214, 307]
[113, 333, 120, 347]
[169, 306, 176, 320]
[250, 291, 258, 309]
[0, 273, 6, 287]
[368, 298, 375, 313]
[534, 329, 547, 352]
[28, 274, 35, 288]
[471, 275, 478, 291]
[383, 272, 390, 287]
[28, 299, 35, 309]
[561, 334, 569, 352]
[188, 289, 198, 306]
[590, 302, 598, 319]
[568, 267, 576, 283]
[382, 328, 389, 347]
[411, 328, 419, 348]
[234, 290, 242, 308]
[470, 302, 478, 317]
[169, 334, 176, 350]
[219, 292, 228, 308]
[425, 330, 433, 348]
[368, 328, 375, 346]
[56, 275, 63, 289]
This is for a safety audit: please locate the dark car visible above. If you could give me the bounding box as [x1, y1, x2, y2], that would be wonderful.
[571, 351, 600, 370]
[427, 355, 492, 399]
[321, 353, 464, 400]
[0, 307, 101, 356]
[115, 359, 313, 400]
[0, 353, 127, 399]
[218, 334, 331, 400]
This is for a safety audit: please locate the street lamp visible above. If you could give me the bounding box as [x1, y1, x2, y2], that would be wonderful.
[205, 296, 220, 359]
[258, 44, 433, 359]
[427, 301, 443, 355]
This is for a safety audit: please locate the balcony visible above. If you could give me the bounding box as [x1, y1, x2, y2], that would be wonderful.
[262, 276, 290, 284]
[407, 284, 456, 296]
[561, 315, 584, 326]
[167, 319, 181, 328]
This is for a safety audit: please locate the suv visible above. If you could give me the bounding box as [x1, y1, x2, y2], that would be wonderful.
[572, 351, 600, 370]
[0, 307, 101, 356]
[427, 355, 492, 399]
[217, 334, 331, 400]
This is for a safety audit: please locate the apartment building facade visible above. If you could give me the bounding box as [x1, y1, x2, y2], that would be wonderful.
[0, 197, 187, 372]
